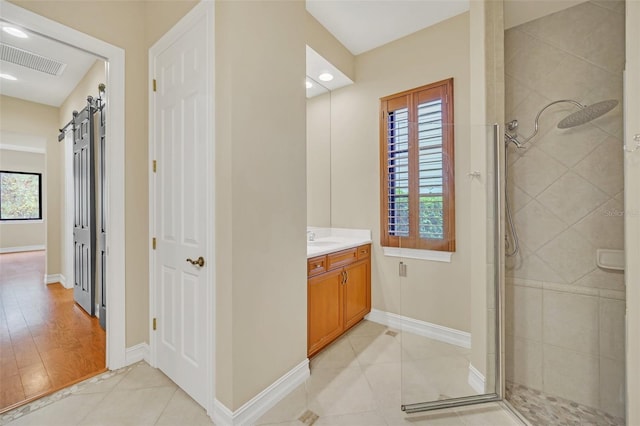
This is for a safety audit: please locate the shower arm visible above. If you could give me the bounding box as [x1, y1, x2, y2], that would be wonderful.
[507, 99, 584, 147]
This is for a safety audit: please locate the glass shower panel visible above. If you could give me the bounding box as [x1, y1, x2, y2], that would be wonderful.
[397, 124, 501, 413]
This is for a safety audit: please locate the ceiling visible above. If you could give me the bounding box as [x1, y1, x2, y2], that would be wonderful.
[306, 0, 470, 55]
[0, 20, 98, 107]
[2, 2, 471, 105]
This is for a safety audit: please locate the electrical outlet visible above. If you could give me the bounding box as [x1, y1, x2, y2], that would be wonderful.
[399, 261, 407, 277]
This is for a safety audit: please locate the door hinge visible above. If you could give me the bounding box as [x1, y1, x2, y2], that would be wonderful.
[152, 237, 156, 250]
[152, 160, 157, 173]
[153, 79, 157, 92]
[153, 318, 157, 331]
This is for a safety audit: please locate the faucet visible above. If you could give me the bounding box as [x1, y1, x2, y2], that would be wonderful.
[307, 231, 316, 242]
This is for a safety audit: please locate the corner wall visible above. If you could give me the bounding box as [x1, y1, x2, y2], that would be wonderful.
[0, 96, 58, 265]
[215, 0, 308, 410]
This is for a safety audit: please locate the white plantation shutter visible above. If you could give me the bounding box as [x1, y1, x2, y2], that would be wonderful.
[380, 79, 455, 251]
[416, 99, 444, 239]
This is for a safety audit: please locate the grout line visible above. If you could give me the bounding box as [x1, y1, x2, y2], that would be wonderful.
[513, 23, 623, 79]
[74, 388, 111, 425]
[152, 386, 180, 426]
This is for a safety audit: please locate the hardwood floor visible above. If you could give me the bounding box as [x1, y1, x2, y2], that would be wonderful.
[0, 251, 105, 413]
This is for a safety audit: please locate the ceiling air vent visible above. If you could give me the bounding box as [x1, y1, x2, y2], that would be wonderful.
[0, 42, 67, 76]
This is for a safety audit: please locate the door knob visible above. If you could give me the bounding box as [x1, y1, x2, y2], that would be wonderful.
[186, 256, 205, 267]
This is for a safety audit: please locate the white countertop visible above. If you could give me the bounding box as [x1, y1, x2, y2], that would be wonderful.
[307, 227, 372, 258]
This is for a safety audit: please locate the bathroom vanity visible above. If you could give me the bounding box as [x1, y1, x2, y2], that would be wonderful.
[306, 228, 371, 357]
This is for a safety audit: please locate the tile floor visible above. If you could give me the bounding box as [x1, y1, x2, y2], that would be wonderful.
[0, 251, 106, 411]
[0, 362, 211, 426]
[255, 320, 521, 425]
[1, 320, 524, 425]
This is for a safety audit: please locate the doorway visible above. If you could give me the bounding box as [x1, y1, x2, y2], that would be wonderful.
[0, 0, 127, 390]
[0, 13, 118, 413]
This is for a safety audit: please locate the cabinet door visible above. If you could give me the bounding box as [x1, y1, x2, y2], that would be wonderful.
[308, 269, 344, 357]
[344, 259, 370, 330]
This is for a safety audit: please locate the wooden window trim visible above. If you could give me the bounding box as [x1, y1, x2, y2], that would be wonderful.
[379, 78, 455, 252]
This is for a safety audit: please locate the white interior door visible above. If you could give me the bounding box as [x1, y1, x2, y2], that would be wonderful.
[151, 10, 210, 408]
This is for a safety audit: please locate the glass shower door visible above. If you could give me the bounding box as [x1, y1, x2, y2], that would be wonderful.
[396, 124, 502, 413]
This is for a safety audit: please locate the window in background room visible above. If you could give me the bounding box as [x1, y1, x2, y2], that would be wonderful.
[380, 78, 455, 252]
[0, 171, 43, 221]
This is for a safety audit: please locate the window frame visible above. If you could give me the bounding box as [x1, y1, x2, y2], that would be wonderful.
[379, 78, 455, 252]
[0, 170, 43, 221]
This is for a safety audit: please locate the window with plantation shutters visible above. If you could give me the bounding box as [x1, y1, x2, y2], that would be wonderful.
[380, 79, 455, 252]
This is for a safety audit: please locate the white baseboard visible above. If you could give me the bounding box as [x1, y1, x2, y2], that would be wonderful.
[0, 245, 45, 254]
[45, 274, 66, 286]
[125, 343, 150, 365]
[468, 363, 486, 394]
[365, 309, 471, 348]
[212, 359, 310, 426]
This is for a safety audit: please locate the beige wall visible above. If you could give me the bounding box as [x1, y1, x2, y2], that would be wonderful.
[305, 12, 355, 81]
[467, 0, 506, 384]
[328, 13, 472, 332]
[0, 96, 58, 270]
[0, 148, 46, 250]
[504, 1, 625, 417]
[215, 0, 307, 409]
[60, 60, 106, 124]
[306, 92, 332, 227]
[9, 0, 198, 347]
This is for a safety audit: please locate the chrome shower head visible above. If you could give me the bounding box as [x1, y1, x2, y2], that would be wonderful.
[505, 98, 619, 148]
[557, 99, 619, 129]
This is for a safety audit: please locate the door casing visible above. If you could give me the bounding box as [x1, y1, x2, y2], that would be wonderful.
[148, 0, 216, 416]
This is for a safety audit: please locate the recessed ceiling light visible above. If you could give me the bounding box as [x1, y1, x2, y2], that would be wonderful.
[0, 73, 17, 81]
[305, 81, 313, 89]
[318, 73, 334, 82]
[2, 26, 28, 39]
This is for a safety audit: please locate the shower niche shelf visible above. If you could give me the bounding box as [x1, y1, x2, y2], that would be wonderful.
[596, 248, 625, 271]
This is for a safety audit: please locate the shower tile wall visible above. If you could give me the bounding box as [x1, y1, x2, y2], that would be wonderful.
[504, 0, 625, 419]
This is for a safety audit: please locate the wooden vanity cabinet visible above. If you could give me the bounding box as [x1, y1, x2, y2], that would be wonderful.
[307, 244, 371, 357]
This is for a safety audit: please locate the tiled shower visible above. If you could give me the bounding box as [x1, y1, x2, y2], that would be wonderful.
[504, 1, 625, 423]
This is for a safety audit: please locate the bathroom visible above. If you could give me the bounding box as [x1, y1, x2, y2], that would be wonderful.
[304, 0, 633, 424]
[0, 0, 636, 424]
